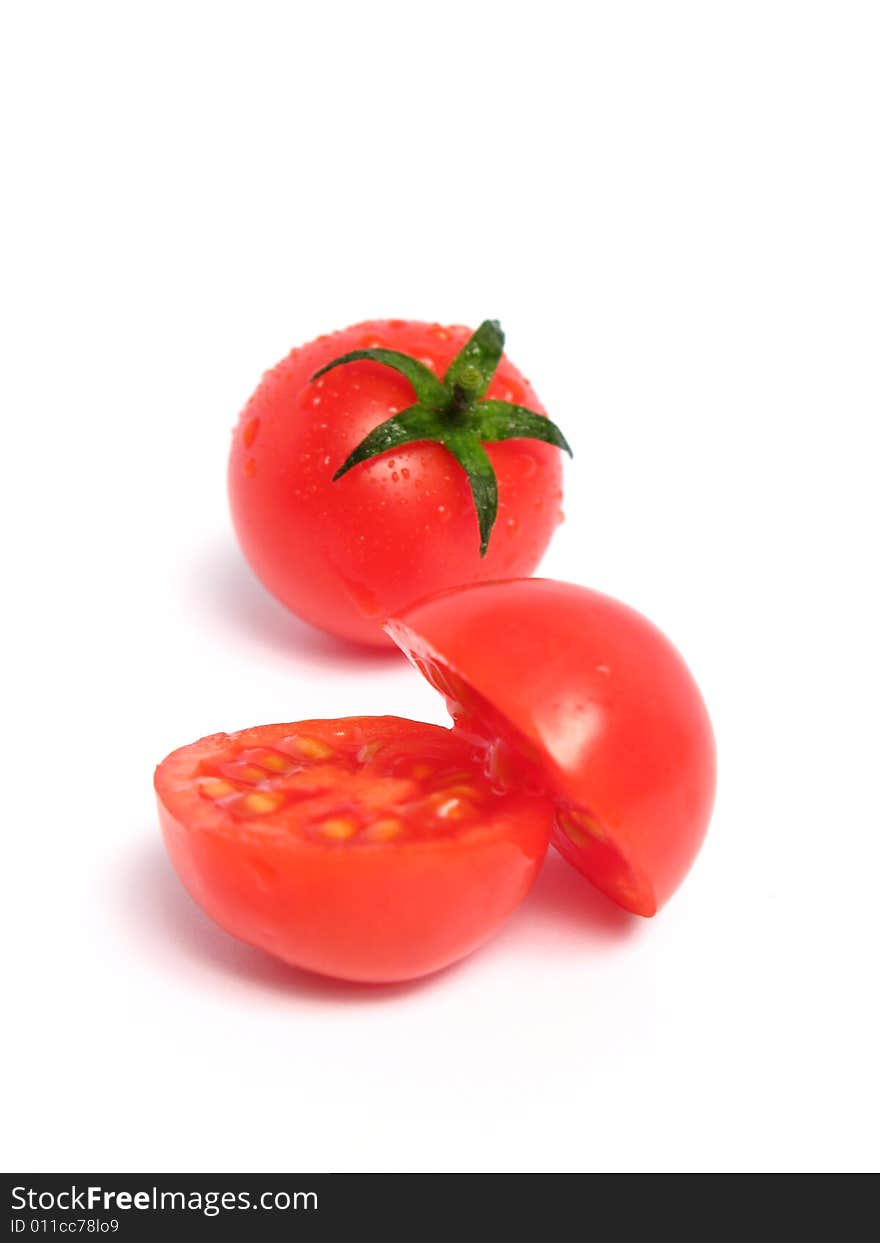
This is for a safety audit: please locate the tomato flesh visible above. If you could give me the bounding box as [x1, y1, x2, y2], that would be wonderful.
[155, 716, 552, 982]
[386, 579, 717, 916]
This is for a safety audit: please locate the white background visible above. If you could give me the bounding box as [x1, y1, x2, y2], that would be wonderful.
[2, 2, 878, 1173]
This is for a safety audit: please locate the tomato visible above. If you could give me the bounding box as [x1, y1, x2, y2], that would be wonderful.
[386, 579, 716, 916]
[155, 716, 552, 983]
[156, 581, 714, 978]
[228, 319, 569, 647]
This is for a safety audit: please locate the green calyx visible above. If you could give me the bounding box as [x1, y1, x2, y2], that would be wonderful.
[310, 320, 572, 555]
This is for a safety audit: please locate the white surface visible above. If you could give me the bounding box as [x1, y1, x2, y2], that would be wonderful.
[2, 1, 878, 1174]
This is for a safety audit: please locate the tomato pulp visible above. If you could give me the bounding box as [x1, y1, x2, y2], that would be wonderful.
[156, 717, 552, 983]
[228, 320, 565, 647]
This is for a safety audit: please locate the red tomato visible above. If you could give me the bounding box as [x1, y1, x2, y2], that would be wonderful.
[228, 320, 566, 647]
[155, 716, 552, 982]
[386, 580, 716, 916]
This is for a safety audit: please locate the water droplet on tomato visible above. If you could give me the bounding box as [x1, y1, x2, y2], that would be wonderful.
[243, 417, 260, 448]
[244, 457, 256, 478]
[401, 468, 410, 479]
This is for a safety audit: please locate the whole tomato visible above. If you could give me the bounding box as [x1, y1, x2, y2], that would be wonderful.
[229, 319, 570, 646]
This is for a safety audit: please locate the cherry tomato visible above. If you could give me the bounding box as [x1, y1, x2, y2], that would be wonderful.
[155, 716, 552, 982]
[386, 579, 716, 915]
[228, 319, 568, 647]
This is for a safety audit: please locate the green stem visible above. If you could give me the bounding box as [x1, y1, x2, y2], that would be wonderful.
[310, 319, 572, 556]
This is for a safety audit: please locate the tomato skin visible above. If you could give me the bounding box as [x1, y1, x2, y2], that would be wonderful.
[228, 320, 564, 647]
[155, 718, 551, 983]
[386, 580, 716, 916]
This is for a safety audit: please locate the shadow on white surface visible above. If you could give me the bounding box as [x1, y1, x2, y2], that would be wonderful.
[184, 540, 401, 670]
[123, 833, 639, 1008]
[123, 836, 460, 1002]
[496, 849, 642, 954]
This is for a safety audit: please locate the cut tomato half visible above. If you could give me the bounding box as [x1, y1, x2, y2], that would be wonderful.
[155, 716, 552, 983]
[156, 579, 715, 982]
[386, 579, 717, 916]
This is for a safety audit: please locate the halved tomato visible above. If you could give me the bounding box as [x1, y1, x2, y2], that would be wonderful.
[156, 579, 715, 982]
[386, 579, 717, 916]
[155, 716, 552, 983]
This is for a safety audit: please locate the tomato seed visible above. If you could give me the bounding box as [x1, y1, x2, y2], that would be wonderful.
[364, 817, 404, 841]
[233, 791, 284, 816]
[241, 748, 292, 774]
[318, 816, 359, 840]
[281, 734, 335, 760]
[219, 762, 268, 785]
[438, 784, 480, 801]
[198, 777, 237, 800]
[557, 808, 607, 846]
